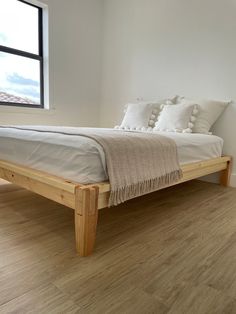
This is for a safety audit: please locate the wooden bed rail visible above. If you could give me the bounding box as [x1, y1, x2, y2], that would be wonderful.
[0, 156, 232, 256]
[0, 160, 81, 209]
[93, 156, 232, 210]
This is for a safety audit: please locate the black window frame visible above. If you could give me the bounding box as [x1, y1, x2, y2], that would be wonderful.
[0, 0, 44, 108]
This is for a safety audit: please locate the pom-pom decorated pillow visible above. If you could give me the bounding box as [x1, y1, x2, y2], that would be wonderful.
[154, 103, 198, 133]
[115, 103, 159, 131]
[114, 96, 179, 131]
[180, 98, 230, 134]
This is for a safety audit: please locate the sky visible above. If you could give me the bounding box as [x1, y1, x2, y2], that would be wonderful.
[0, 0, 40, 104]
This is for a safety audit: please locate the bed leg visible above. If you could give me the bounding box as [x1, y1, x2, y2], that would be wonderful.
[220, 160, 231, 187]
[74, 186, 99, 257]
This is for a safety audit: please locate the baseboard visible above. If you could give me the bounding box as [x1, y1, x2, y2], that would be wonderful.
[230, 173, 236, 187]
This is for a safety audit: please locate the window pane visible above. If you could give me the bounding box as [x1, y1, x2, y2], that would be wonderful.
[0, 51, 40, 105]
[0, 0, 39, 54]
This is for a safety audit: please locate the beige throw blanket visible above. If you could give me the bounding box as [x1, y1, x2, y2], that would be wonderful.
[0, 126, 183, 206]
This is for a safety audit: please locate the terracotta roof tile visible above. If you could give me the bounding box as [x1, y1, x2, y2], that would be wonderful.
[0, 91, 37, 104]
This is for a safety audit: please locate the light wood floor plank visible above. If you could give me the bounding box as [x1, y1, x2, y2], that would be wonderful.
[0, 284, 81, 314]
[0, 179, 236, 313]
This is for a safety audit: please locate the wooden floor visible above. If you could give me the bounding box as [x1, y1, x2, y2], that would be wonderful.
[0, 179, 236, 314]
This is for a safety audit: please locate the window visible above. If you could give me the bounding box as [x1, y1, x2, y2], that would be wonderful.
[0, 0, 44, 108]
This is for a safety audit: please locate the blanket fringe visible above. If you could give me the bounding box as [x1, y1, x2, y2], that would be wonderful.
[109, 169, 183, 207]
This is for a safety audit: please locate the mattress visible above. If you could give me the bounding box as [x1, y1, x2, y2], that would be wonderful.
[0, 127, 223, 184]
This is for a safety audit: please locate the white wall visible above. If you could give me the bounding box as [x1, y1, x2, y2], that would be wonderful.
[1, 0, 236, 184]
[100, 0, 236, 184]
[0, 0, 103, 127]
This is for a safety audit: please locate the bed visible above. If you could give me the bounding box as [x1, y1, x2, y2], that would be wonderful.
[0, 126, 231, 256]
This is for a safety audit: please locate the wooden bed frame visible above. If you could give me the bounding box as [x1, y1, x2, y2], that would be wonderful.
[0, 156, 232, 256]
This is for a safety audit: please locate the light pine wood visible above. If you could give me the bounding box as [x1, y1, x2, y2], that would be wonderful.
[75, 186, 99, 256]
[220, 159, 232, 186]
[95, 156, 232, 210]
[0, 159, 80, 193]
[0, 156, 232, 256]
[0, 179, 236, 313]
[0, 162, 78, 209]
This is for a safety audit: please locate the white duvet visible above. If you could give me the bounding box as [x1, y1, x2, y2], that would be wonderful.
[0, 127, 223, 184]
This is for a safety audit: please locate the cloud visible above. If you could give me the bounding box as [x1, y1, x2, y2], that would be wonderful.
[20, 87, 40, 99]
[7, 73, 39, 87]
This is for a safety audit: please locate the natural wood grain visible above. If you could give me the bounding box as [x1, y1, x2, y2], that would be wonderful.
[0, 162, 78, 209]
[88, 156, 232, 195]
[96, 157, 232, 209]
[74, 186, 99, 256]
[0, 180, 236, 313]
[0, 156, 232, 256]
[220, 159, 232, 186]
[1, 156, 231, 209]
[0, 159, 81, 193]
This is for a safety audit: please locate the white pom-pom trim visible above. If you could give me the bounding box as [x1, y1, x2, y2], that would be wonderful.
[174, 129, 182, 133]
[154, 104, 166, 127]
[153, 104, 199, 133]
[118, 103, 165, 131]
[183, 128, 192, 133]
[166, 99, 174, 105]
[187, 105, 198, 132]
[115, 124, 156, 131]
[160, 104, 165, 110]
[148, 104, 161, 128]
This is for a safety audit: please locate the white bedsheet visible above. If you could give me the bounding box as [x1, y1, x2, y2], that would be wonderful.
[0, 127, 223, 184]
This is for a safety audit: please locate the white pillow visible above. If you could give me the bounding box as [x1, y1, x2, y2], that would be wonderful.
[115, 96, 179, 131]
[154, 103, 198, 133]
[180, 98, 230, 134]
[116, 103, 158, 131]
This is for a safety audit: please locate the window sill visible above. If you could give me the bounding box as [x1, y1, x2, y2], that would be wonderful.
[0, 105, 55, 115]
